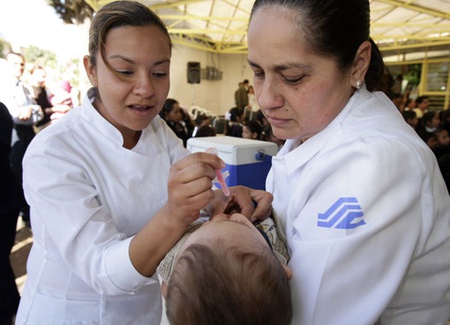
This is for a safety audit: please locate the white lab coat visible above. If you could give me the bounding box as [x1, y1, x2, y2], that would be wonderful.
[267, 87, 450, 325]
[16, 89, 189, 324]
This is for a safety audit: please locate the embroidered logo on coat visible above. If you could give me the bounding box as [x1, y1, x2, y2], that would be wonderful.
[317, 197, 366, 229]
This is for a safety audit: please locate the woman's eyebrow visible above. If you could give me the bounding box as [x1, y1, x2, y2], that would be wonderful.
[107, 54, 170, 67]
[248, 59, 310, 73]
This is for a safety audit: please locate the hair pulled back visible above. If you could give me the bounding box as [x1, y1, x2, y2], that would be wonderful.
[88, 0, 172, 68]
[250, 0, 387, 92]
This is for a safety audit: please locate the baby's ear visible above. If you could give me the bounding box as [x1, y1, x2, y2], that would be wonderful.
[161, 281, 168, 298]
[282, 264, 293, 280]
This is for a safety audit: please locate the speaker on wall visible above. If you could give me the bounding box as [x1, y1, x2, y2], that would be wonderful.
[187, 61, 201, 84]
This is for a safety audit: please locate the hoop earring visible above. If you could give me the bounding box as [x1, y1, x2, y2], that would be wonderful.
[356, 80, 362, 90]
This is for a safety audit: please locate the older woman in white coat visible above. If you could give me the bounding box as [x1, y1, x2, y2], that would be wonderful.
[247, 0, 450, 324]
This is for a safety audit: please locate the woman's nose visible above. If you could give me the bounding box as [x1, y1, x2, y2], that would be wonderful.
[134, 74, 155, 98]
[257, 79, 283, 110]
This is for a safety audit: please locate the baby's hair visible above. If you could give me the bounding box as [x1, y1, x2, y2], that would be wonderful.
[166, 239, 292, 325]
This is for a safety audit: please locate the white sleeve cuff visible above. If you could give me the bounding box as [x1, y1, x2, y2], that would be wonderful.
[104, 237, 158, 294]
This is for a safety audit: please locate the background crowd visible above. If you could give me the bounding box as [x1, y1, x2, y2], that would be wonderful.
[0, 52, 75, 324]
[396, 94, 450, 192]
[158, 79, 286, 154]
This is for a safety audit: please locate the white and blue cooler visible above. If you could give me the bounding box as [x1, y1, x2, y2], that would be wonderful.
[187, 136, 278, 190]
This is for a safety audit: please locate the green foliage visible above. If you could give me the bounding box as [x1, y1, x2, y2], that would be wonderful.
[48, 0, 94, 25]
[19, 46, 81, 89]
[0, 36, 11, 58]
[403, 64, 422, 87]
[24, 45, 58, 68]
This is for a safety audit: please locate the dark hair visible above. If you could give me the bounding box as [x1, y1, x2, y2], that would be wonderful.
[434, 128, 448, 139]
[250, 0, 387, 92]
[417, 130, 437, 147]
[194, 125, 217, 137]
[421, 111, 439, 127]
[441, 109, 450, 122]
[87, 1, 172, 69]
[401, 110, 417, 122]
[194, 113, 210, 126]
[160, 98, 179, 118]
[255, 109, 267, 124]
[166, 241, 292, 325]
[243, 120, 263, 139]
[228, 107, 242, 122]
[415, 96, 429, 105]
[405, 98, 414, 107]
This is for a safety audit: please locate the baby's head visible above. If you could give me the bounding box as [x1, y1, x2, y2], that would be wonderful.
[161, 213, 292, 325]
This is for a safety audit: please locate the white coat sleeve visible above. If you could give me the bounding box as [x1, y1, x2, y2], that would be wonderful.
[23, 138, 158, 295]
[285, 138, 450, 325]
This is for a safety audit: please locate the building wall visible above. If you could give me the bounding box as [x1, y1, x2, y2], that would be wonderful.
[169, 45, 254, 116]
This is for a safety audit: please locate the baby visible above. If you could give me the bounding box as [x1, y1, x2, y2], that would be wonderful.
[157, 201, 292, 325]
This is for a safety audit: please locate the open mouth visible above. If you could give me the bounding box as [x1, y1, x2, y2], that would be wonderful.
[129, 104, 152, 112]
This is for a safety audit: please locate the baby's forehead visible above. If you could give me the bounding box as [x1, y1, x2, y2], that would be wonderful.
[185, 219, 251, 246]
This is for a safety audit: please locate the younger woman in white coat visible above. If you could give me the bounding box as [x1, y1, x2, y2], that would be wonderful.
[247, 0, 450, 324]
[15, 1, 272, 324]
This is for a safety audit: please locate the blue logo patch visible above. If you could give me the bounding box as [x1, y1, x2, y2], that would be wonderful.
[317, 197, 366, 229]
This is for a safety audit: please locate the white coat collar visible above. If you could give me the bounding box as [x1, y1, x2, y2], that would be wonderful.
[275, 87, 372, 176]
[81, 88, 130, 147]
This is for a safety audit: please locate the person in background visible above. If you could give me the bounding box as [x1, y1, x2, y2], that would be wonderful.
[179, 107, 195, 140]
[242, 119, 263, 140]
[0, 102, 22, 325]
[1, 52, 43, 228]
[15, 2, 272, 324]
[29, 65, 72, 130]
[255, 109, 285, 149]
[160, 98, 191, 147]
[403, 97, 415, 111]
[390, 74, 403, 99]
[233, 81, 242, 110]
[261, 125, 285, 151]
[226, 107, 244, 137]
[417, 130, 438, 153]
[440, 108, 450, 134]
[438, 154, 450, 194]
[193, 125, 216, 138]
[235, 79, 249, 112]
[159, 211, 291, 325]
[246, 85, 260, 113]
[191, 113, 211, 137]
[416, 110, 441, 141]
[51, 80, 74, 107]
[49, 80, 74, 123]
[413, 95, 430, 119]
[247, 0, 450, 324]
[255, 109, 270, 133]
[401, 110, 419, 129]
[432, 128, 450, 160]
[29, 65, 53, 129]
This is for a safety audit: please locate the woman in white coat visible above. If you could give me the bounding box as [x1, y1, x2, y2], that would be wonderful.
[15, 1, 272, 324]
[247, 0, 450, 324]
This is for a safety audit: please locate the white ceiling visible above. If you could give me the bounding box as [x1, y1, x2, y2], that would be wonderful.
[85, 0, 450, 60]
